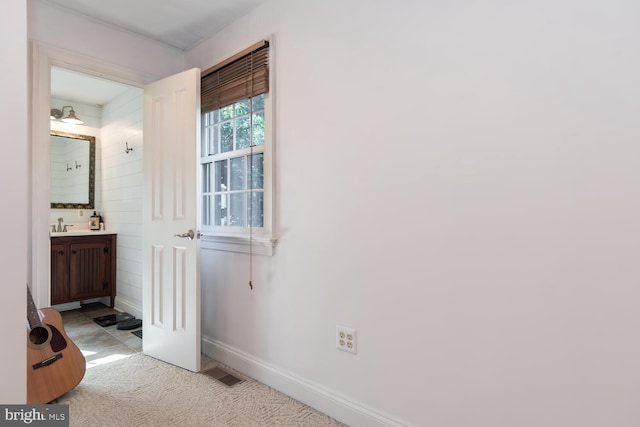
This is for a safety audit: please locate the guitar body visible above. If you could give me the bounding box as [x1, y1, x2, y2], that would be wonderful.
[26, 307, 86, 404]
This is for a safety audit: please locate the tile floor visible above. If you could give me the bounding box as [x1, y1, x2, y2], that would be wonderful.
[60, 302, 142, 366]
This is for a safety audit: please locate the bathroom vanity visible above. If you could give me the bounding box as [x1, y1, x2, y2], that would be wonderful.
[50, 231, 116, 307]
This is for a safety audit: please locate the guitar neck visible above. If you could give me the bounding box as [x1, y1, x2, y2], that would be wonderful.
[26, 287, 43, 330]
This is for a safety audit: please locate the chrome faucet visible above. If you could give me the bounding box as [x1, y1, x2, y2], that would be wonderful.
[56, 217, 64, 232]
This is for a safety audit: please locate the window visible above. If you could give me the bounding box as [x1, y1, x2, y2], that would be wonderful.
[201, 94, 265, 228]
[199, 41, 274, 254]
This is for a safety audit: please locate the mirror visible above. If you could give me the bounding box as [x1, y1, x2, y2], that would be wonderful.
[50, 130, 95, 209]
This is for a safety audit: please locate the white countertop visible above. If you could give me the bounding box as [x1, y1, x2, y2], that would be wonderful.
[50, 230, 116, 237]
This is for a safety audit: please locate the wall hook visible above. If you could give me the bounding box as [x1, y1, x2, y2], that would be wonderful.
[75, 160, 81, 169]
[125, 142, 133, 154]
[66, 163, 72, 172]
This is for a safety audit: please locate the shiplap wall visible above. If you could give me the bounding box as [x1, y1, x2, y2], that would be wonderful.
[100, 87, 144, 317]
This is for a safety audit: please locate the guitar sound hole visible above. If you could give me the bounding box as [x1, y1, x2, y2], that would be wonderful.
[29, 326, 50, 345]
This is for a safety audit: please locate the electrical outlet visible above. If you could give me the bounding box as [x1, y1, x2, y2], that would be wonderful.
[336, 325, 357, 354]
[78, 209, 84, 217]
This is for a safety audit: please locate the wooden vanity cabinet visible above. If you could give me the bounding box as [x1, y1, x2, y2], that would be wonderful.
[51, 234, 116, 307]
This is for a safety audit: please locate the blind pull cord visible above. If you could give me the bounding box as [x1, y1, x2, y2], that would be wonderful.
[249, 50, 254, 291]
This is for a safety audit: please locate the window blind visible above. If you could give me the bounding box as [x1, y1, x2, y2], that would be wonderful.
[201, 41, 269, 113]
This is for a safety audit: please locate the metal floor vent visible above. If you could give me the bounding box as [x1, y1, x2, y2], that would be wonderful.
[204, 366, 243, 387]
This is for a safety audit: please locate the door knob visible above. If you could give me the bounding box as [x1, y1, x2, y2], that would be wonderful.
[173, 229, 195, 240]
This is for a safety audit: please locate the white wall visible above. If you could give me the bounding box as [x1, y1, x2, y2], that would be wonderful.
[0, 0, 27, 404]
[28, 0, 183, 80]
[187, 1, 640, 426]
[100, 88, 144, 317]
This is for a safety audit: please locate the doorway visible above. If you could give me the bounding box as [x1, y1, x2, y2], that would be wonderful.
[32, 43, 202, 372]
[49, 66, 145, 320]
[31, 42, 149, 312]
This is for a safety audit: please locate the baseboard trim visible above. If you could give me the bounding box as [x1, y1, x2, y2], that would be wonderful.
[201, 335, 413, 427]
[113, 296, 141, 319]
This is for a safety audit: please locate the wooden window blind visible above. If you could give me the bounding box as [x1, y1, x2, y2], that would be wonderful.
[201, 41, 269, 113]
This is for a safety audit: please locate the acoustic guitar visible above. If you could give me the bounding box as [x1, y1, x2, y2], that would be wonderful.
[26, 286, 86, 404]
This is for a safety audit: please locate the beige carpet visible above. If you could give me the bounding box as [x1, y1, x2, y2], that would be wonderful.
[57, 353, 345, 427]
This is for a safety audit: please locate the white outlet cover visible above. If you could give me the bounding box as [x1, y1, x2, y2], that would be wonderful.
[336, 325, 357, 354]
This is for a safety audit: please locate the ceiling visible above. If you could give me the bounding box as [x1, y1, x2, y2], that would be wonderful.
[42, 0, 268, 51]
[45, 0, 269, 106]
[51, 67, 133, 106]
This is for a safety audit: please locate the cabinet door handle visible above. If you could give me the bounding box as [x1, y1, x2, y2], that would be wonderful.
[58, 251, 64, 255]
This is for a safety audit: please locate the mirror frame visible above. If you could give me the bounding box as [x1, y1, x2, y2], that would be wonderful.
[50, 130, 96, 209]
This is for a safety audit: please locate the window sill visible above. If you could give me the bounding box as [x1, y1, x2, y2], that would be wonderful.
[200, 233, 277, 256]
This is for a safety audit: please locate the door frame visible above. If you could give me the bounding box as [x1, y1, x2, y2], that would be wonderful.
[30, 41, 154, 308]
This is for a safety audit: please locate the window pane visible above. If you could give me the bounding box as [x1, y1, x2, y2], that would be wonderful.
[220, 105, 234, 120]
[235, 99, 250, 116]
[214, 160, 227, 192]
[252, 112, 265, 146]
[200, 93, 269, 231]
[220, 121, 233, 153]
[252, 94, 265, 111]
[202, 163, 211, 192]
[230, 156, 244, 191]
[202, 126, 211, 156]
[236, 116, 251, 149]
[247, 192, 264, 227]
[214, 194, 227, 226]
[202, 195, 211, 226]
[213, 124, 219, 154]
[229, 193, 244, 227]
[248, 153, 264, 189]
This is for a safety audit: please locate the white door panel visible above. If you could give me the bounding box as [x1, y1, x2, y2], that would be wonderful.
[143, 68, 201, 372]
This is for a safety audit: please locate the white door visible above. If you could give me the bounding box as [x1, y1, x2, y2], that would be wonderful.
[142, 68, 201, 372]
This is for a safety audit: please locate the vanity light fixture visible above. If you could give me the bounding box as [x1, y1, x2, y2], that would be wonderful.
[50, 105, 84, 125]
